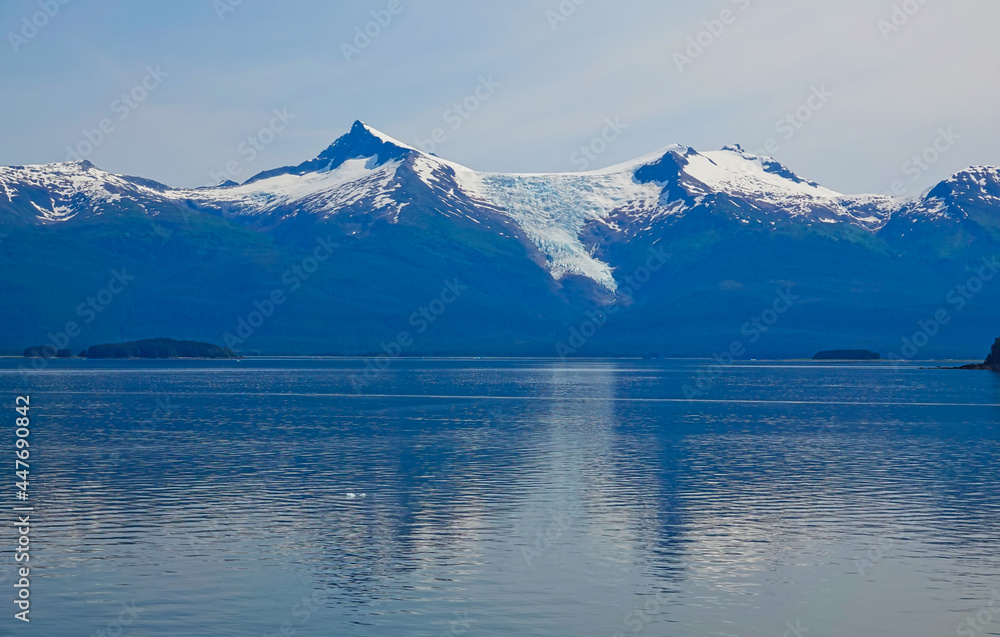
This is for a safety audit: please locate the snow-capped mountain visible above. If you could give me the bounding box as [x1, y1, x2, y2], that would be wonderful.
[0, 122, 928, 285]
[1, 121, 999, 358]
[0, 160, 176, 224]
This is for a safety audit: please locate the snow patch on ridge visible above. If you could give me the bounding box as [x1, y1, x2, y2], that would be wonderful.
[0, 161, 169, 222]
[169, 157, 404, 218]
[356, 121, 422, 153]
[693, 149, 842, 201]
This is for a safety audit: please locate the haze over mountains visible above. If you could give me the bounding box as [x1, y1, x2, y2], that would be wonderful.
[1, 121, 998, 358]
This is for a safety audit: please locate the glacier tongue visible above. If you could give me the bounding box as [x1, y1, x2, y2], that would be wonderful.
[471, 171, 661, 291]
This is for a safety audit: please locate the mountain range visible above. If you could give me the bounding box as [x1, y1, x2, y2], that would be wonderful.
[2, 120, 999, 359]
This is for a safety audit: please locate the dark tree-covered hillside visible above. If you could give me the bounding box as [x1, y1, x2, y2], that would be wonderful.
[985, 338, 1000, 367]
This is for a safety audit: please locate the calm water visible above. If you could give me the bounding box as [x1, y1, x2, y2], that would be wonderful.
[1, 358, 999, 636]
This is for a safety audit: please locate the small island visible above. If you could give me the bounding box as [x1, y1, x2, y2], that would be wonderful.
[78, 338, 238, 359]
[813, 349, 881, 361]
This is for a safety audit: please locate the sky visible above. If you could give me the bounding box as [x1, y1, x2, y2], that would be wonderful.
[1, 0, 998, 196]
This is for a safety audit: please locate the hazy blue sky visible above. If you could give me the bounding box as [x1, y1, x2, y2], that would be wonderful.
[1, 0, 997, 195]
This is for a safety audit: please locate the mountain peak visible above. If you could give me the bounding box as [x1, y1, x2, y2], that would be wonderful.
[312, 120, 415, 169]
[243, 120, 417, 184]
[921, 165, 1000, 209]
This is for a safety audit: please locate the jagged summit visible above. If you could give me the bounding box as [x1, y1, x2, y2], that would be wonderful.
[243, 120, 418, 185]
[313, 120, 417, 167]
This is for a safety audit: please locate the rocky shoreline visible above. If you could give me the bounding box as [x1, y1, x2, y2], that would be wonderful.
[947, 337, 1000, 370]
